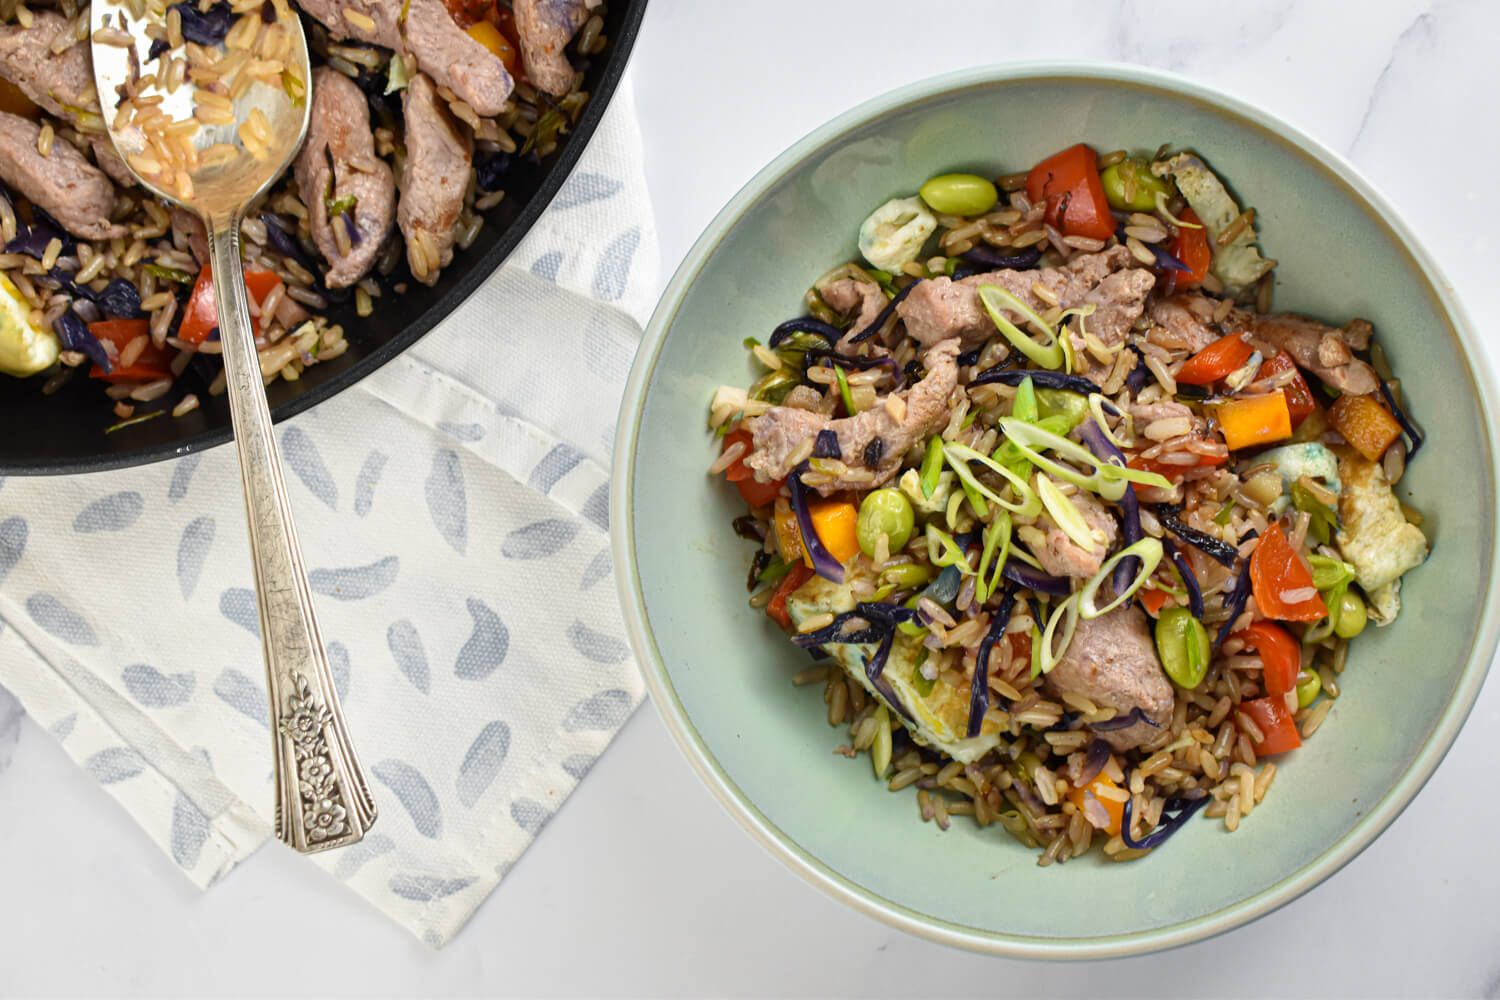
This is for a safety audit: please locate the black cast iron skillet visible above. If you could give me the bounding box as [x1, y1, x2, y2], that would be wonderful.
[0, 0, 646, 476]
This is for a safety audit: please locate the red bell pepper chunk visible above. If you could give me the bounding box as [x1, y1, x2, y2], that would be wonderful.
[1176, 333, 1255, 386]
[1025, 144, 1115, 242]
[1139, 587, 1171, 616]
[1239, 695, 1302, 755]
[1250, 522, 1328, 622]
[767, 563, 814, 630]
[1234, 621, 1301, 696]
[1168, 208, 1212, 287]
[719, 427, 784, 506]
[176, 264, 285, 345]
[1260, 351, 1317, 427]
[87, 318, 174, 383]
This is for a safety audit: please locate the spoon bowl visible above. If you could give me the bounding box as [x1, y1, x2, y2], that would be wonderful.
[90, 0, 376, 853]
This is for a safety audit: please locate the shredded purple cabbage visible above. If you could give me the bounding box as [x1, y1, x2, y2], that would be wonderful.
[1125, 353, 1150, 393]
[1090, 706, 1160, 733]
[173, 2, 235, 46]
[1212, 529, 1258, 652]
[261, 212, 317, 270]
[971, 368, 1102, 394]
[812, 429, 841, 460]
[1161, 536, 1204, 619]
[788, 465, 846, 583]
[6, 209, 73, 259]
[789, 604, 919, 648]
[768, 317, 840, 349]
[1377, 377, 1424, 460]
[1077, 419, 1143, 595]
[475, 150, 513, 193]
[1001, 561, 1070, 597]
[342, 212, 362, 247]
[958, 245, 1043, 272]
[967, 587, 1017, 738]
[1076, 738, 1112, 787]
[1156, 505, 1238, 567]
[1121, 788, 1210, 850]
[849, 279, 921, 344]
[865, 630, 915, 724]
[53, 310, 109, 372]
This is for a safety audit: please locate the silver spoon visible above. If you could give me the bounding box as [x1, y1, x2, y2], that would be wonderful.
[90, 0, 376, 852]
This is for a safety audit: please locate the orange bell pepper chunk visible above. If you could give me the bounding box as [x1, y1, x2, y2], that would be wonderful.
[1217, 392, 1292, 452]
[806, 499, 861, 567]
[1068, 770, 1125, 836]
[1328, 393, 1402, 462]
[1250, 522, 1328, 622]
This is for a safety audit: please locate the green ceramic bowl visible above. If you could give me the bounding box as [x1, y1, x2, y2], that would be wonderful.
[611, 64, 1498, 958]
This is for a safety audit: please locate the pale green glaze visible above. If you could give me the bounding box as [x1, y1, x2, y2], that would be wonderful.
[612, 65, 1499, 959]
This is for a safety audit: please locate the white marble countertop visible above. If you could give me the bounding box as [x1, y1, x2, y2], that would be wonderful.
[4, 1, 1499, 995]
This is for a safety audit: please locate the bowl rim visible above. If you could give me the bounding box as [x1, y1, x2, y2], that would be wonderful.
[611, 61, 1500, 960]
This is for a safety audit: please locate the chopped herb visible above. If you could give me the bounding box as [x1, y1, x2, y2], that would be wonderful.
[384, 54, 411, 96]
[834, 366, 856, 415]
[143, 262, 194, 284]
[742, 336, 761, 349]
[1290, 481, 1339, 545]
[326, 193, 358, 217]
[1214, 500, 1236, 526]
[105, 411, 164, 434]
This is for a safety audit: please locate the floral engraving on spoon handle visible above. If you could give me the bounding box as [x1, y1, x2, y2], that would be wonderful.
[209, 220, 377, 852]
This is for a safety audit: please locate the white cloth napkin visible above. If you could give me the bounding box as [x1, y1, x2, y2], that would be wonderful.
[0, 78, 656, 947]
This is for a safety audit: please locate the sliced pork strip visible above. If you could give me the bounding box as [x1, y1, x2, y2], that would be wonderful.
[1247, 312, 1379, 395]
[397, 73, 472, 285]
[0, 111, 123, 240]
[896, 247, 1154, 350]
[745, 338, 961, 492]
[820, 276, 884, 347]
[295, 0, 514, 116]
[1148, 293, 1222, 353]
[294, 68, 395, 288]
[402, 0, 514, 116]
[515, 0, 589, 96]
[0, 14, 135, 186]
[1043, 605, 1173, 752]
[1032, 490, 1118, 579]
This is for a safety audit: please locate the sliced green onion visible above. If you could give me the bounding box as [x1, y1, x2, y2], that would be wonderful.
[835, 365, 857, 415]
[1095, 461, 1173, 495]
[143, 262, 194, 284]
[912, 654, 936, 697]
[1013, 376, 1039, 423]
[978, 285, 1065, 369]
[384, 53, 411, 95]
[1088, 393, 1132, 448]
[104, 410, 164, 434]
[742, 336, 761, 349]
[997, 417, 1104, 494]
[1154, 190, 1203, 230]
[326, 193, 358, 217]
[1055, 305, 1095, 375]
[869, 583, 897, 602]
[974, 511, 1012, 604]
[1036, 474, 1099, 552]
[1307, 554, 1355, 591]
[1291, 481, 1339, 545]
[1029, 623, 1044, 679]
[1039, 593, 1081, 675]
[1079, 538, 1164, 619]
[919, 436, 945, 498]
[943, 442, 1041, 517]
[898, 596, 927, 637]
[926, 523, 973, 574]
[944, 487, 966, 530]
[757, 556, 791, 585]
[1214, 500, 1236, 526]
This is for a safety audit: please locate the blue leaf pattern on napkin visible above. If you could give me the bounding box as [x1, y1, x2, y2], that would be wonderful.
[0, 517, 26, 583]
[213, 669, 268, 728]
[552, 171, 622, 210]
[328, 640, 351, 700]
[563, 690, 632, 732]
[530, 250, 564, 282]
[176, 516, 215, 599]
[388, 874, 475, 901]
[566, 621, 628, 664]
[425, 449, 468, 554]
[27, 593, 98, 645]
[122, 663, 196, 707]
[455, 598, 508, 680]
[510, 797, 549, 834]
[527, 443, 583, 493]
[502, 519, 577, 559]
[171, 793, 211, 867]
[218, 588, 259, 637]
[309, 556, 400, 601]
[85, 746, 144, 783]
[387, 619, 429, 694]
[281, 426, 338, 510]
[456, 720, 510, 807]
[167, 452, 201, 502]
[372, 759, 442, 839]
[333, 832, 396, 880]
[73, 491, 143, 533]
[354, 450, 388, 517]
[591, 226, 640, 301]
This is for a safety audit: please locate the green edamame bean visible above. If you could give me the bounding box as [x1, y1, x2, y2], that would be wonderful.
[1100, 158, 1170, 212]
[1037, 388, 1089, 431]
[882, 561, 932, 589]
[857, 489, 915, 557]
[1155, 607, 1211, 689]
[919, 173, 999, 217]
[1296, 669, 1322, 709]
[1333, 590, 1367, 638]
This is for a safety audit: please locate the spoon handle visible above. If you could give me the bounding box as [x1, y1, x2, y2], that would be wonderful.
[209, 220, 377, 853]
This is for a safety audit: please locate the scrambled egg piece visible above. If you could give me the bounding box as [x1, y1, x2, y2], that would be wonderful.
[858, 196, 936, 273]
[787, 575, 1003, 763]
[0, 273, 57, 377]
[1156, 153, 1275, 296]
[1336, 454, 1428, 623]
